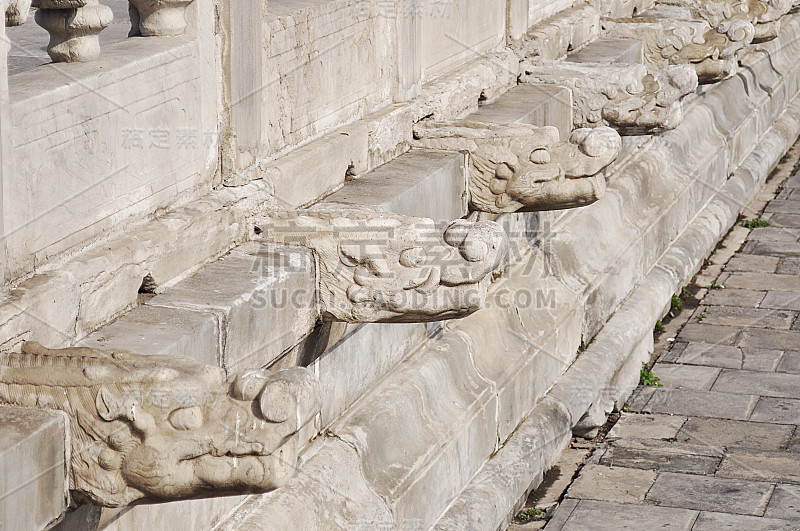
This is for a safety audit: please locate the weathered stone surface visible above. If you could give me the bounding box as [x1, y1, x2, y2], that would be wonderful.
[717, 449, 800, 483]
[0, 343, 322, 507]
[776, 351, 800, 373]
[0, 405, 67, 531]
[712, 369, 800, 399]
[519, 62, 697, 134]
[765, 484, 800, 520]
[599, 439, 722, 474]
[725, 254, 779, 273]
[546, 499, 698, 530]
[653, 362, 721, 390]
[694, 306, 796, 329]
[749, 397, 800, 424]
[412, 121, 620, 214]
[676, 417, 793, 450]
[646, 472, 774, 515]
[693, 511, 800, 530]
[738, 328, 800, 350]
[607, 412, 687, 440]
[566, 464, 656, 503]
[645, 388, 758, 420]
[677, 324, 740, 345]
[468, 84, 573, 140]
[516, 5, 601, 63]
[261, 206, 508, 323]
[761, 291, 800, 311]
[129, 0, 193, 36]
[33, 0, 113, 62]
[567, 38, 643, 64]
[659, 0, 793, 42]
[703, 288, 767, 307]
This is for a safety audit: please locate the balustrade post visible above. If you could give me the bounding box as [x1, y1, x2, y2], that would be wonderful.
[33, 0, 112, 62]
[128, 0, 194, 36]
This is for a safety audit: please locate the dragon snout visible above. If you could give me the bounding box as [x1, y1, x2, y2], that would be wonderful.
[232, 367, 321, 432]
[572, 127, 621, 160]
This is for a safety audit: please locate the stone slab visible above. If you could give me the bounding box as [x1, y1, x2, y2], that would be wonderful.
[646, 472, 774, 516]
[566, 464, 656, 504]
[671, 343, 743, 370]
[712, 369, 800, 399]
[148, 248, 316, 373]
[776, 351, 800, 373]
[737, 328, 800, 351]
[703, 288, 766, 308]
[717, 449, 800, 484]
[322, 149, 467, 224]
[693, 512, 799, 530]
[652, 363, 721, 391]
[0, 406, 67, 531]
[546, 499, 698, 531]
[599, 439, 722, 475]
[741, 241, 800, 257]
[776, 258, 800, 275]
[765, 200, 800, 214]
[749, 397, 800, 424]
[606, 413, 687, 441]
[677, 324, 739, 346]
[468, 84, 573, 140]
[724, 273, 800, 292]
[676, 418, 793, 451]
[764, 484, 800, 520]
[761, 291, 800, 311]
[566, 38, 643, 64]
[725, 255, 779, 273]
[694, 306, 796, 330]
[78, 304, 221, 367]
[644, 388, 758, 420]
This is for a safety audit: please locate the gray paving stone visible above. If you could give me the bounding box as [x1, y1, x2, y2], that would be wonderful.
[677, 324, 740, 346]
[741, 241, 800, 257]
[747, 228, 800, 243]
[659, 342, 688, 364]
[717, 449, 800, 484]
[725, 255, 779, 273]
[762, 291, 800, 311]
[749, 397, 800, 424]
[765, 200, 800, 214]
[646, 472, 774, 515]
[724, 273, 800, 292]
[712, 369, 800, 399]
[599, 439, 722, 475]
[737, 328, 800, 351]
[652, 363, 721, 391]
[694, 306, 796, 330]
[545, 499, 698, 530]
[607, 413, 687, 440]
[760, 213, 800, 229]
[644, 388, 758, 420]
[673, 343, 742, 369]
[765, 484, 800, 520]
[777, 258, 800, 275]
[742, 348, 785, 372]
[565, 464, 656, 504]
[693, 511, 800, 530]
[676, 418, 793, 451]
[777, 351, 800, 373]
[625, 386, 656, 412]
[703, 288, 766, 308]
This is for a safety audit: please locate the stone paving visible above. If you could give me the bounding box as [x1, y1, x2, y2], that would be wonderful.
[508, 150, 800, 529]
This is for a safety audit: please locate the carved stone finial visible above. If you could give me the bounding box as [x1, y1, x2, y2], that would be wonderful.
[0, 343, 322, 507]
[602, 18, 755, 83]
[128, 0, 194, 37]
[658, 0, 793, 42]
[5, 0, 32, 26]
[519, 62, 698, 133]
[259, 206, 509, 323]
[33, 0, 113, 62]
[412, 121, 621, 214]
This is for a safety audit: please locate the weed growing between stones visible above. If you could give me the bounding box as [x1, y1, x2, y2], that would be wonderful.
[654, 320, 665, 334]
[639, 364, 663, 387]
[670, 293, 683, 313]
[741, 219, 771, 228]
[517, 508, 544, 521]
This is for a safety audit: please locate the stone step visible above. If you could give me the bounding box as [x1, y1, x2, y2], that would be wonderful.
[469, 84, 573, 140]
[566, 37, 643, 64]
[0, 405, 68, 531]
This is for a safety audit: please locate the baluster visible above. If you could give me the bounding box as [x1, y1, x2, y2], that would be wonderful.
[33, 0, 112, 62]
[128, 0, 193, 37]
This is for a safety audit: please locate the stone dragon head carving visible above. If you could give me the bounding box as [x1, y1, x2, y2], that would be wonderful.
[412, 121, 621, 215]
[659, 0, 794, 42]
[0, 343, 321, 507]
[602, 17, 755, 83]
[519, 62, 698, 132]
[260, 205, 508, 323]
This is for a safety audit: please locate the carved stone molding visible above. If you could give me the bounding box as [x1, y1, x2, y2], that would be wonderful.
[412, 121, 621, 214]
[5, 0, 32, 25]
[33, 0, 113, 62]
[519, 62, 698, 133]
[602, 17, 755, 83]
[0, 343, 322, 507]
[259, 206, 509, 323]
[129, 0, 194, 37]
[658, 0, 794, 42]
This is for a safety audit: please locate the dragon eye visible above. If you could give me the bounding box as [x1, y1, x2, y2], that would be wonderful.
[399, 247, 426, 268]
[169, 407, 204, 430]
[529, 148, 551, 164]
